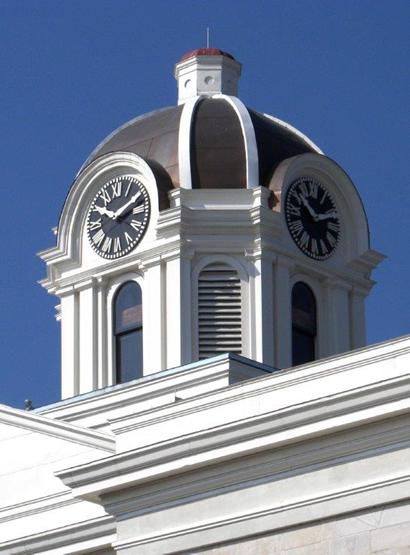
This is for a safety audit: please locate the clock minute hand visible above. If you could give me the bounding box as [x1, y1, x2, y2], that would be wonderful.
[113, 191, 141, 219]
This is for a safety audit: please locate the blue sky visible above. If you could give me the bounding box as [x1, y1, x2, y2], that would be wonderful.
[0, 0, 408, 409]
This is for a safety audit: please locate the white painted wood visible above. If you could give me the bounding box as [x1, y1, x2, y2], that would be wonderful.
[174, 53, 241, 104]
[60, 292, 79, 399]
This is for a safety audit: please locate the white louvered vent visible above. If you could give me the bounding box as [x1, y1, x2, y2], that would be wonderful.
[198, 263, 242, 360]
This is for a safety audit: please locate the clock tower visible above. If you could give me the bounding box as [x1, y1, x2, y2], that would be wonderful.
[39, 48, 384, 399]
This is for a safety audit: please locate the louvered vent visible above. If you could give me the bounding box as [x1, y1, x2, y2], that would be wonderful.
[198, 264, 242, 360]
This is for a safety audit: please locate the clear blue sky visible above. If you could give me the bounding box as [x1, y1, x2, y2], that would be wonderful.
[0, 0, 408, 409]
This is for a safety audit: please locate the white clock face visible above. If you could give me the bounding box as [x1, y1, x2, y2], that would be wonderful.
[87, 175, 150, 259]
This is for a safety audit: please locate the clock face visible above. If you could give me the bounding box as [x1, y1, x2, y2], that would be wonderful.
[285, 177, 341, 260]
[87, 175, 150, 259]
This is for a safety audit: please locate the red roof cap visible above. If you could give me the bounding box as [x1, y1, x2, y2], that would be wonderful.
[180, 48, 235, 62]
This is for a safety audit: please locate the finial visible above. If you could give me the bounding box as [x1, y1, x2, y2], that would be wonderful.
[206, 27, 210, 49]
[24, 399, 34, 411]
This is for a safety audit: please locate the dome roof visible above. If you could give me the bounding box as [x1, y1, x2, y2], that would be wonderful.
[180, 48, 236, 61]
[80, 96, 322, 199]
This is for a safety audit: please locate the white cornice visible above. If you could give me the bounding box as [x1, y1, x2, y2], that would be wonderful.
[55, 336, 410, 500]
[0, 404, 115, 453]
[0, 514, 115, 555]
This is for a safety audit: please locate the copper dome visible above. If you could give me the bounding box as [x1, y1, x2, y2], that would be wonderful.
[80, 96, 321, 207]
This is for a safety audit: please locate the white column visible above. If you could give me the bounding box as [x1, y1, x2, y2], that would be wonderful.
[252, 254, 275, 366]
[143, 261, 164, 375]
[274, 258, 293, 369]
[96, 277, 107, 389]
[323, 279, 351, 357]
[166, 255, 182, 369]
[78, 283, 98, 393]
[350, 288, 367, 349]
[180, 256, 192, 366]
[60, 291, 79, 399]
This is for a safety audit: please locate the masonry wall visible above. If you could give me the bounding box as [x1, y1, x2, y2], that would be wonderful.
[199, 501, 410, 555]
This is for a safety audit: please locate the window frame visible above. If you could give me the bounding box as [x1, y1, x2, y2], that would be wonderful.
[107, 274, 144, 385]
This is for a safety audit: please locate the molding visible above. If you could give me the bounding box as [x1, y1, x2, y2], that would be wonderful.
[216, 94, 259, 189]
[0, 404, 115, 453]
[0, 514, 115, 555]
[113, 475, 410, 554]
[39, 335, 410, 426]
[55, 365, 410, 498]
[0, 492, 78, 524]
[178, 95, 202, 189]
[105, 418, 410, 517]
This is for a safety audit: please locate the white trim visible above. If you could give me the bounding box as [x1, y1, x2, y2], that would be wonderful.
[0, 405, 115, 453]
[178, 95, 202, 189]
[106, 272, 144, 385]
[0, 514, 115, 555]
[217, 94, 259, 188]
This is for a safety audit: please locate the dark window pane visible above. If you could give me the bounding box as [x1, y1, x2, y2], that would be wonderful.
[114, 282, 142, 333]
[114, 281, 143, 384]
[292, 282, 317, 366]
[292, 328, 315, 366]
[116, 330, 143, 383]
[292, 282, 316, 333]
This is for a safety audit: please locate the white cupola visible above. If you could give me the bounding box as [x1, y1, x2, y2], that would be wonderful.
[39, 49, 384, 400]
[174, 47, 242, 104]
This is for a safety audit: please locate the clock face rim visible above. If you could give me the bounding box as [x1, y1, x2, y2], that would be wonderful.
[284, 176, 341, 261]
[86, 174, 150, 260]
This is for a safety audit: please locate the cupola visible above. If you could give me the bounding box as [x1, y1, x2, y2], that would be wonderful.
[40, 49, 384, 400]
[174, 48, 242, 104]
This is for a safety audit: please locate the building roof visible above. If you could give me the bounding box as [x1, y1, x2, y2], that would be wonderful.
[79, 96, 321, 199]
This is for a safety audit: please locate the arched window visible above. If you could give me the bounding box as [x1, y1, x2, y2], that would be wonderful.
[113, 281, 143, 383]
[292, 282, 317, 366]
[198, 263, 242, 359]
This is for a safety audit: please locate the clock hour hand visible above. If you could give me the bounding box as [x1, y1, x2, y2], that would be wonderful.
[94, 205, 115, 219]
[113, 191, 141, 219]
[300, 196, 318, 221]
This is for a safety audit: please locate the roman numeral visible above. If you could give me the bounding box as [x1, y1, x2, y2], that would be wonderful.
[311, 239, 319, 255]
[288, 205, 301, 217]
[124, 232, 133, 246]
[299, 231, 310, 248]
[328, 221, 339, 232]
[92, 229, 105, 247]
[320, 239, 328, 255]
[299, 182, 309, 197]
[100, 189, 111, 206]
[101, 236, 112, 253]
[291, 191, 302, 205]
[125, 180, 133, 197]
[309, 182, 319, 199]
[320, 190, 328, 205]
[132, 204, 145, 215]
[327, 231, 337, 247]
[111, 181, 122, 198]
[88, 219, 102, 231]
[130, 219, 142, 231]
[113, 237, 121, 253]
[289, 219, 303, 234]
